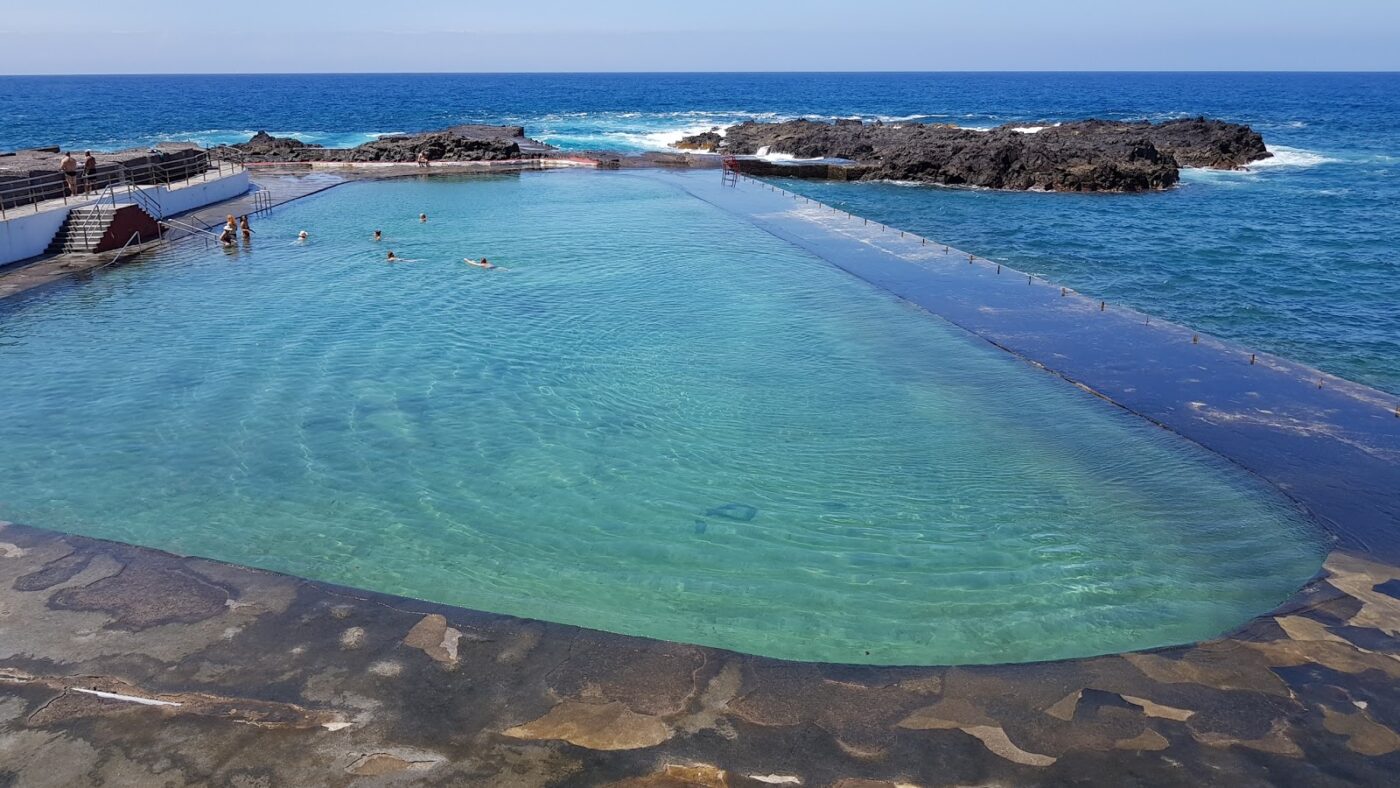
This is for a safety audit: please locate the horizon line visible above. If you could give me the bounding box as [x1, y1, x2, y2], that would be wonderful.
[3, 69, 1400, 77]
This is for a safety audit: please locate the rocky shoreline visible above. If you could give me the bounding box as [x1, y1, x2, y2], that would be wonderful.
[678, 117, 1271, 192]
[216, 116, 1270, 193]
[220, 125, 552, 164]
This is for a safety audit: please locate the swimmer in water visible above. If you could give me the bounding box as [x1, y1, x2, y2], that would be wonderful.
[419, 213, 428, 223]
[387, 251, 399, 262]
[373, 229, 382, 241]
[297, 230, 309, 242]
[464, 257, 502, 270]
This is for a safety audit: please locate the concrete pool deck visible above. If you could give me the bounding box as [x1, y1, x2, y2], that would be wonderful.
[0, 167, 1398, 785]
[1, 523, 1397, 786]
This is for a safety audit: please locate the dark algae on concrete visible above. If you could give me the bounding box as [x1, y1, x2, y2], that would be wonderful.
[0, 521, 1398, 786]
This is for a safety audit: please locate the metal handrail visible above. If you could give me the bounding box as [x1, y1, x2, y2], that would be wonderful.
[0, 149, 239, 219]
[159, 217, 222, 242]
[98, 230, 145, 270]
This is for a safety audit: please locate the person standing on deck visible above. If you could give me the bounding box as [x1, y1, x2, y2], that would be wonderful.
[82, 151, 97, 194]
[59, 152, 78, 197]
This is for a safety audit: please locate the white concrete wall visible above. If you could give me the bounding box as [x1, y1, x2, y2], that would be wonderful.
[0, 171, 250, 265]
[140, 171, 250, 219]
[0, 205, 71, 266]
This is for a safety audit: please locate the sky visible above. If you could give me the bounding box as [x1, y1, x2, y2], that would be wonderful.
[2, 0, 1398, 73]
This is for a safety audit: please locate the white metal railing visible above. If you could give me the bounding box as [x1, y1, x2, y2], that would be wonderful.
[0, 150, 245, 220]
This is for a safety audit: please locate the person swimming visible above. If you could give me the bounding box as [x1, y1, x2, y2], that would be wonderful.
[464, 257, 502, 270]
[297, 230, 309, 241]
[419, 213, 428, 223]
[373, 229, 382, 241]
[387, 251, 399, 262]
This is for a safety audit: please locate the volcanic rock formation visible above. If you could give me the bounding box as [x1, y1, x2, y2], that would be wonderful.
[229, 125, 542, 163]
[678, 117, 1271, 192]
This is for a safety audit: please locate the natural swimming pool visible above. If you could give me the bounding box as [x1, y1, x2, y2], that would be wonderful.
[0, 171, 1326, 665]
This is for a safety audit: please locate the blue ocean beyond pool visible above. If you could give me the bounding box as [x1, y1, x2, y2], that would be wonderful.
[2, 72, 1396, 394]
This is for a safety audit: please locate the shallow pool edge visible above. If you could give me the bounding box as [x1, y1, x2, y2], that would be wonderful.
[643, 168, 1400, 566]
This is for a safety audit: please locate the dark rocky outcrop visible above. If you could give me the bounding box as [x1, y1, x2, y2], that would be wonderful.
[228, 125, 545, 163]
[1140, 117, 1270, 169]
[238, 130, 319, 157]
[679, 117, 1271, 192]
[674, 130, 724, 151]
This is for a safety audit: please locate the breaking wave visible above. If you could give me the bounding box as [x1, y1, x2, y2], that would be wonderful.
[1246, 145, 1339, 169]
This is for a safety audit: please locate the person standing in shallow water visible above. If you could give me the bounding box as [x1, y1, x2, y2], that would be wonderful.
[239, 215, 252, 242]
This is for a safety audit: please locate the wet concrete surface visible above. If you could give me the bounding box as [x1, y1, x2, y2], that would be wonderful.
[0, 522, 1398, 786]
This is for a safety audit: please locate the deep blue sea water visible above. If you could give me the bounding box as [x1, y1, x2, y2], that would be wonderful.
[2, 72, 1398, 392]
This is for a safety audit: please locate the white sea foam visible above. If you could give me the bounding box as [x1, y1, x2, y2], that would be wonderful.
[751, 149, 828, 163]
[1180, 145, 1339, 182]
[1009, 123, 1061, 134]
[1246, 145, 1338, 169]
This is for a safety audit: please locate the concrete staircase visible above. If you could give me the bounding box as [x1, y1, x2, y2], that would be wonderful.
[46, 203, 159, 254]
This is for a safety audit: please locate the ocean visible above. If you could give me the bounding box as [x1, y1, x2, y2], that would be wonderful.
[2, 72, 1397, 393]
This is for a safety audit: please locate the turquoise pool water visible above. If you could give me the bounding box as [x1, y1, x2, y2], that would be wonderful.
[0, 172, 1325, 665]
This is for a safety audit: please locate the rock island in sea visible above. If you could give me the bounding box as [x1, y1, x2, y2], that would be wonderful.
[676, 117, 1271, 192]
[217, 116, 1270, 194]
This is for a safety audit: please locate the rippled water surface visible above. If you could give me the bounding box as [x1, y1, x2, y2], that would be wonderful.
[0, 173, 1325, 664]
[3, 72, 1397, 392]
